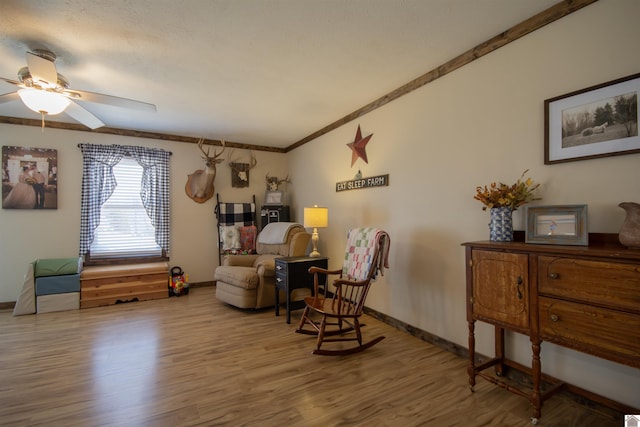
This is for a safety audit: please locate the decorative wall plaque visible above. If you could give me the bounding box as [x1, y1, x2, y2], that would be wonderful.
[336, 174, 389, 192]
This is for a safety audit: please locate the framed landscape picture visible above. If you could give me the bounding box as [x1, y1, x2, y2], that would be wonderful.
[2, 146, 58, 210]
[544, 73, 639, 164]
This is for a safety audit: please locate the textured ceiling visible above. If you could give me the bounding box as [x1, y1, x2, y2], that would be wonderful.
[0, 0, 560, 149]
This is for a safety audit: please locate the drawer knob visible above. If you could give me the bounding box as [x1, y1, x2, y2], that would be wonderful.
[276, 265, 282, 271]
[276, 277, 282, 283]
[548, 272, 559, 280]
[550, 314, 559, 322]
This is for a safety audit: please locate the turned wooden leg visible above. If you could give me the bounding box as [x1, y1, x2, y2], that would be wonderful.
[531, 339, 542, 422]
[468, 320, 476, 391]
[296, 306, 310, 331]
[495, 326, 505, 377]
[316, 315, 327, 351]
[354, 318, 362, 345]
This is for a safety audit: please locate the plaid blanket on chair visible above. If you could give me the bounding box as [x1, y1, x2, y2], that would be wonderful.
[216, 203, 256, 227]
[216, 202, 257, 256]
[342, 227, 390, 281]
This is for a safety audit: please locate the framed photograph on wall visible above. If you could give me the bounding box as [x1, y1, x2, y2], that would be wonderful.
[2, 146, 58, 210]
[525, 205, 588, 246]
[544, 73, 639, 164]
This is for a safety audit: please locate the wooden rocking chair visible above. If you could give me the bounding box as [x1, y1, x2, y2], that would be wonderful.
[296, 227, 390, 355]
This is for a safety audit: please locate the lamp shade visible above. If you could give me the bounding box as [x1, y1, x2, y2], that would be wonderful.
[304, 206, 328, 228]
[18, 88, 70, 115]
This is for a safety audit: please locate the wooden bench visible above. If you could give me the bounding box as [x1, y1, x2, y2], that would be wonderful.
[80, 262, 169, 308]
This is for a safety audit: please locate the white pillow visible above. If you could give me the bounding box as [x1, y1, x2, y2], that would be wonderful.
[220, 225, 241, 250]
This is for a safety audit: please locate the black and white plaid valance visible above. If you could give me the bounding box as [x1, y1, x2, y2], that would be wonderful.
[78, 143, 171, 256]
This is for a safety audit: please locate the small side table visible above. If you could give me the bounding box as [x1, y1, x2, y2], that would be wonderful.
[275, 256, 328, 324]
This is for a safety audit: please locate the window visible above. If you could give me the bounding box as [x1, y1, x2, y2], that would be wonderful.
[90, 157, 161, 258]
[78, 143, 171, 264]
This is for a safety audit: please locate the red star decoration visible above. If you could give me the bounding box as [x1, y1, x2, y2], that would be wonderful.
[347, 125, 372, 167]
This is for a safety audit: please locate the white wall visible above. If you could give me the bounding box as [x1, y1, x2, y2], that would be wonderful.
[289, 0, 640, 408]
[0, 125, 289, 298]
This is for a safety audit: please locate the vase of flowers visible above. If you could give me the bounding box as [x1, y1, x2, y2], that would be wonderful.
[474, 170, 540, 242]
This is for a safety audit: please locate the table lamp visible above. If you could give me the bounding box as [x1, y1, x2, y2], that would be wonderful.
[304, 205, 328, 257]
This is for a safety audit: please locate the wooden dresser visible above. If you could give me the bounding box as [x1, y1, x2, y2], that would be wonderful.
[463, 234, 640, 424]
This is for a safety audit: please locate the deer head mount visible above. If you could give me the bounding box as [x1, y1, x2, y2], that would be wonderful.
[266, 173, 291, 191]
[227, 149, 257, 188]
[185, 138, 225, 203]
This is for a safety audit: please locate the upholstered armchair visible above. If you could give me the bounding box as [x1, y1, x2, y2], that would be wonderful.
[214, 222, 311, 309]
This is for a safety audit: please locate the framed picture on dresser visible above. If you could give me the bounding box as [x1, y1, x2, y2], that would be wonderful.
[525, 204, 588, 246]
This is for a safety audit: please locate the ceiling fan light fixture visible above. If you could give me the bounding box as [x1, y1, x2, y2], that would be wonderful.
[18, 88, 70, 115]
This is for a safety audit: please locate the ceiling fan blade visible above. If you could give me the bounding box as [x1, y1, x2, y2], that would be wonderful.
[0, 76, 23, 87]
[26, 51, 59, 87]
[0, 92, 20, 104]
[65, 100, 105, 129]
[64, 89, 157, 112]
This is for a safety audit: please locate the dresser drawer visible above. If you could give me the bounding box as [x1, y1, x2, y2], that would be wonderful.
[539, 297, 640, 366]
[275, 272, 286, 290]
[275, 260, 286, 274]
[538, 256, 640, 313]
[274, 260, 287, 291]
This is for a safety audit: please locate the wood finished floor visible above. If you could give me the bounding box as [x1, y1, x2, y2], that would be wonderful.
[0, 287, 622, 427]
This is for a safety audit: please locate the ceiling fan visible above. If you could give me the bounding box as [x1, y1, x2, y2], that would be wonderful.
[0, 49, 156, 129]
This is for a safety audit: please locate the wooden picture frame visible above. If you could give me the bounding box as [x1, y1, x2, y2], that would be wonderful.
[229, 162, 251, 188]
[525, 205, 588, 246]
[544, 73, 640, 164]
